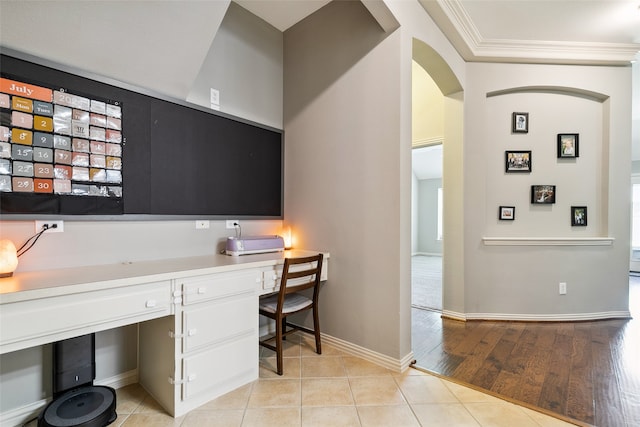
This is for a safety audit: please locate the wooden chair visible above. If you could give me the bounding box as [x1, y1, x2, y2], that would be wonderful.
[259, 254, 324, 375]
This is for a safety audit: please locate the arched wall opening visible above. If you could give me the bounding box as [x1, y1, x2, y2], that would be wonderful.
[411, 38, 466, 316]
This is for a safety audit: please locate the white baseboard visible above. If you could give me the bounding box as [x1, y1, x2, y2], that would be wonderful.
[0, 399, 45, 427]
[411, 252, 442, 257]
[442, 310, 632, 322]
[441, 310, 466, 321]
[259, 325, 414, 373]
[321, 333, 414, 373]
[0, 370, 138, 427]
[95, 368, 139, 390]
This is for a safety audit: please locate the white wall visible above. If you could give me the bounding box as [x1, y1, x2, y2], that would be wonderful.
[412, 61, 444, 145]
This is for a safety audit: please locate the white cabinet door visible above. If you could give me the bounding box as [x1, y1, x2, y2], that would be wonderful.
[139, 314, 179, 416]
[182, 332, 257, 401]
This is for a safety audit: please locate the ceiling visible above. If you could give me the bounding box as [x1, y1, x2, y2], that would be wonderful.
[237, 0, 640, 64]
[412, 145, 443, 180]
[235, 0, 332, 31]
[420, 0, 640, 65]
[234, 0, 640, 179]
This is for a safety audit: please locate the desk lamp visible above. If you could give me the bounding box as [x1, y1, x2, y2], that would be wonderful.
[0, 239, 18, 277]
[283, 226, 293, 250]
[0, 223, 56, 277]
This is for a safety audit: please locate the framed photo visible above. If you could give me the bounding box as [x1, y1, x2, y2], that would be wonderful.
[499, 206, 515, 221]
[531, 185, 556, 204]
[505, 150, 532, 173]
[512, 112, 529, 133]
[571, 206, 587, 226]
[557, 133, 579, 158]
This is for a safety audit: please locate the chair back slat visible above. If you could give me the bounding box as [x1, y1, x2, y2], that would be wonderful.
[279, 254, 323, 298]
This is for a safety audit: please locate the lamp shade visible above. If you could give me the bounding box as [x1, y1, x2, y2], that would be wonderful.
[0, 239, 18, 277]
[283, 227, 292, 249]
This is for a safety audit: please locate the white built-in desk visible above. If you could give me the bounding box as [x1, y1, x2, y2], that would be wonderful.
[0, 250, 328, 417]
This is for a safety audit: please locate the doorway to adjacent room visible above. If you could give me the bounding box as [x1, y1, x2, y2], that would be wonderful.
[411, 143, 443, 313]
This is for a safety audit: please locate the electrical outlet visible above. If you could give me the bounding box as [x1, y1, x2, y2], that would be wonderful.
[210, 88, 220, 105]
[559, 282, 567, 295]
[35, 220, 64, 233]
[195, 220, 210, 229]
[226, 220, 239, 229]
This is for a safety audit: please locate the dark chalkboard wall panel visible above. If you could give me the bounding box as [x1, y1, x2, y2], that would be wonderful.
[0, 51, 283, 218]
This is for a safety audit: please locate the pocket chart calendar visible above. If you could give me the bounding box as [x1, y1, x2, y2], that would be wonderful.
[0, 77, 123, 199]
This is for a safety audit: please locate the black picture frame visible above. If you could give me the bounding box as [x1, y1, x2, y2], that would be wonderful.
[557, 133, 579, 158]
[499, 206, 515, 221]
[505, 150, 532, 173]
[531, 185, 556, 204]
[571, 206, 587, 226]
[512, 112, 529, 133]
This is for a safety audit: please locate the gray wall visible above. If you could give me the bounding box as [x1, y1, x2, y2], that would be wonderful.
[411, 172, 419, 254]
[281, 0, 466, 361]
[283, 1, 404, 359]
[187, 2, 284, 129]
[416, 178, 442, 254]
[0, 0, 227, 100]
[463, 62, 632, 318]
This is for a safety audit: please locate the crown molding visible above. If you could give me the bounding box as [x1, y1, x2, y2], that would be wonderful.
[420, 0, 640, 65]
[474, 38, 640, 65]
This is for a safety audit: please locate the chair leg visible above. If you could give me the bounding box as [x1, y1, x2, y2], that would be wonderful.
[281, 316, 287, 341]
[275, 316, 283, 375]
[313, 305, 321, 354]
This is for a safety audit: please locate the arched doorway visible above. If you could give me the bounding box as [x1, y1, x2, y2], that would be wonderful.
[411, 38, 464, 366]
[411, 63, 444, 313]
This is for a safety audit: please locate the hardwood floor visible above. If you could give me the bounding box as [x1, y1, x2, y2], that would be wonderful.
[411, 277, 640, 427]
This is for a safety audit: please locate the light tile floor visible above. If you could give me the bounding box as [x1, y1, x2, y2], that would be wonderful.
[108, 333, 577, 427]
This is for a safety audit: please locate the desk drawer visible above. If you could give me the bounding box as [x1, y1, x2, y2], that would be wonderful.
[179, 270, 259, 305]
[182, 294, 256, 353]
[0, 281, 171, 352]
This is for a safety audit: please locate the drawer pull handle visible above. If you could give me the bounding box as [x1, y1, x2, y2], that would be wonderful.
[197, 287, 206, 294]
[172, 290, 182, 297]
[168, 329, 197, 339]
[145, 300, 157, 308]
[168, 374, 196, 385]
[173, 297, 183, 305]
